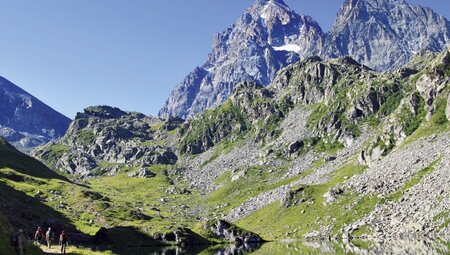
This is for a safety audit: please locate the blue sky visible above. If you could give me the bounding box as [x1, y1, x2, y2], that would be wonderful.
[0, 0, 448, 118]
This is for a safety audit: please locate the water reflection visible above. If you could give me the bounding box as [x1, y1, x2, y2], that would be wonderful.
[89, 239, 450, 254]
[251, 238, 450, 255]
[94, 242, 261, 255]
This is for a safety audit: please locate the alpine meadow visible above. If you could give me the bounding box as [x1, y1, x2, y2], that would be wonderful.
[1, 0, 450, 254]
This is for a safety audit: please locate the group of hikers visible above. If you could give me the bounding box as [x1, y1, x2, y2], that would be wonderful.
[10, 227, 68, 255]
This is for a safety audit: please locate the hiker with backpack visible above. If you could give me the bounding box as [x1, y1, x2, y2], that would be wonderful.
[59, 230, 68, 254]
[45, 227, 54, 249]
[10, 229, 24, 255]
[34, 227, 45, 245]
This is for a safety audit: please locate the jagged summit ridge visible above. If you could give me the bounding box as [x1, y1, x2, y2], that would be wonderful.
[342, 0, 406, 8]
[325, 0, 450, 70]
[159, 0, 323, 119]
[254, 0, 288, 7]
[160, 0, 450, 119]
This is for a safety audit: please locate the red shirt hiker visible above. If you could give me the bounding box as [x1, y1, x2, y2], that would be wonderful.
[59, 231, 68, 254]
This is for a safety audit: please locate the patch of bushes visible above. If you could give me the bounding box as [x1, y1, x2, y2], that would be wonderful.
[77, 130, 96, 144]
[307, 103, 329, 128]
[41, 144, 69, 164]
[398, 93, 426, 136]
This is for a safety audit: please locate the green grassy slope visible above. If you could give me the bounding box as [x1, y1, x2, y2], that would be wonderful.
[0, 137, 211, 254]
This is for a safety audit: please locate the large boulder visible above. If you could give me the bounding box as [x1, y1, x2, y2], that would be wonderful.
[288, 140, 304, 154]
[208, 220, 264, 244]
[128, 168, 156, 179]
[323, 188, 344, 205]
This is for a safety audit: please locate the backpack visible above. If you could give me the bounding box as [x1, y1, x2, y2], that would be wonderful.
[9, 233, 17, 246]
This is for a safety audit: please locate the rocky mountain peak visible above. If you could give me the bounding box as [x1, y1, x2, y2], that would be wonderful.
[0, 76, 71, 152]
[82, 105, 127, 120]
[159, 0, 323, 120]
[342, 0, 405, 8]
[338, 0, 411, 22]
[251, 0, 290, 16]
[326, 0, 450, 71]
[255, 0, 287, 6]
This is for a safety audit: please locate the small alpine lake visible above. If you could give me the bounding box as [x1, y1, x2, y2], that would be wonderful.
[74, 238, 450, 255]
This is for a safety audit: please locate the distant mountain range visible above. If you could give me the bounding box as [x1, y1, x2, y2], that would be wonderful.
[159, 0, 450, 119]
[1, 0, 450, 250]
[0, 76, 71, 152]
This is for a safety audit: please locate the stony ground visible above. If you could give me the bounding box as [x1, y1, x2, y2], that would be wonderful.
[225, 127, 372, 222]
[343, 132, 450, 238]
[182, 139, 261, 191]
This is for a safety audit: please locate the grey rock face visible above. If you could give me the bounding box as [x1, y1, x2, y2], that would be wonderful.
[128, 168, 156, 178]
[208, 220, 264, 244]
[281, 186, 305, 208]
[324, 0, 450, 71]
[160, 0, 450, 119]
[0, 76, 71, 152]
[34, 106, 177, 176]
[179, 81, 281, 155]
[414, 50, 450, 120]
[159, 0, 323, 119]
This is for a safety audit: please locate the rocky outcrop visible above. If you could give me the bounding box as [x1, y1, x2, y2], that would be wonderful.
[288, 140, 304, 154]
[0, 76, 71, 152]
[361, 51, 450, 165]
[281, 187, 307, 208]
[34, 106, 177, 176]
[322, 187, 344, 205]
[173, 228, 210, 247]
[360, 92, 424, 165]
[416, 50, 450, 118]
[179, 54, 416, 157]
[127, 168, 156, 178]
[179, 81, 284, 154]
[208, 220, 264, 244]
[273, 56, 402, 145]
[150, 227, 210, 246]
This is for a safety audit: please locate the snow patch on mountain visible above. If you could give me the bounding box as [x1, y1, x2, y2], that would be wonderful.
[273, 44, 301, 53]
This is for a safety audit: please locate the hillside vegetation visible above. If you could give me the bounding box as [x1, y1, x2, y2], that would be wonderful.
[1, 50, 448, 254]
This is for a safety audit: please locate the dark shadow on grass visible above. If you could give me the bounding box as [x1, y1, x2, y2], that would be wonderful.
[0, 138, 70, 182]
[0, 181, 90, 246]
[0, 137, 92, 190]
